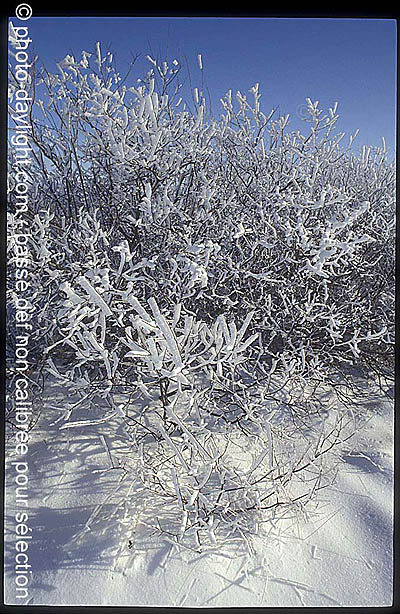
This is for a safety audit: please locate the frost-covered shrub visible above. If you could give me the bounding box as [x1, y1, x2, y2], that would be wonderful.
[8, 45, 393, 379]
[7, 42, 394, 549]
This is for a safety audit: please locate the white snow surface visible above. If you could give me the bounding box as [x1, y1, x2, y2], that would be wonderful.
[5, 378, 393, 607]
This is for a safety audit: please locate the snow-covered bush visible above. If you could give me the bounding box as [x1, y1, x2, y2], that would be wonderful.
[7, 42, 395, 550]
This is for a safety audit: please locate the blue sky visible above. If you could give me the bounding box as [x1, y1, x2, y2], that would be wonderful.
[10, 16, 397, 156]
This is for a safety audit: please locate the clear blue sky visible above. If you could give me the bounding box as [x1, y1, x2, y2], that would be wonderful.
[11, 17, 397, 156]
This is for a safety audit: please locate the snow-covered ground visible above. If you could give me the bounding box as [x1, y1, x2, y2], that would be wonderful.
[4, 378, 393, 607]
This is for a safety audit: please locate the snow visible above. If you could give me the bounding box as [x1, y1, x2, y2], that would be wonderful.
[4, 377, 393, 607]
